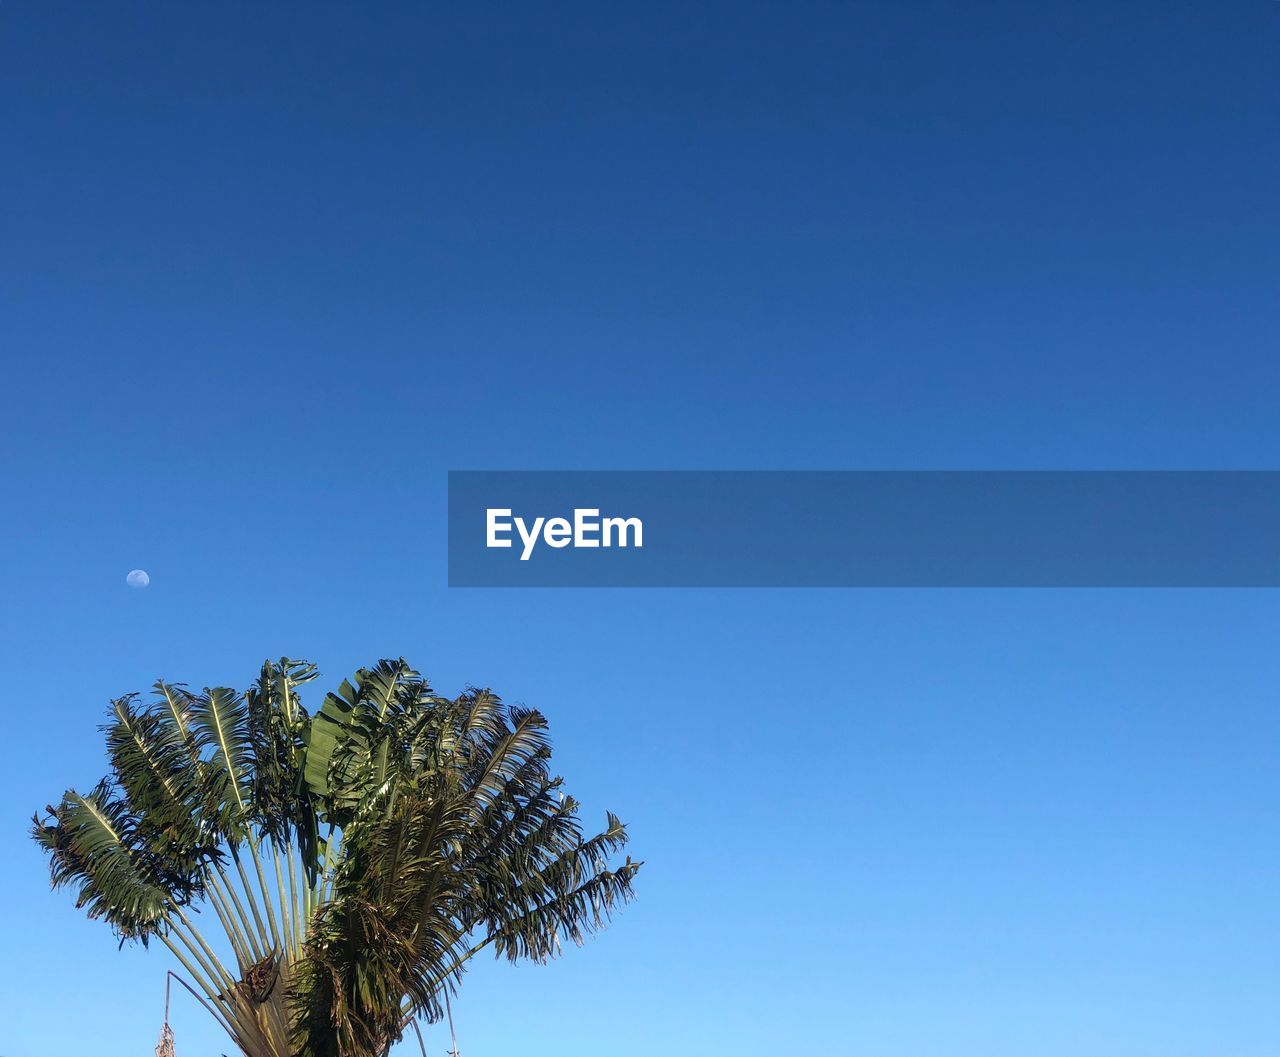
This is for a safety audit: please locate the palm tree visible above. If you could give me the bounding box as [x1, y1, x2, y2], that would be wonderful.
[33, 658, 639, 1057]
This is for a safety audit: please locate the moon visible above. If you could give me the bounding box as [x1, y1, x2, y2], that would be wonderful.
[126, 569, 151, 589]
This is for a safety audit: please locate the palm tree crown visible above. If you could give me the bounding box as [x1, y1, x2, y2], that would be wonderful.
[33, 658, 639, 1057]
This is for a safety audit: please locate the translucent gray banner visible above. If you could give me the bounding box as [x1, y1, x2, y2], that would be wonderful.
[448, 471, 1280, 587]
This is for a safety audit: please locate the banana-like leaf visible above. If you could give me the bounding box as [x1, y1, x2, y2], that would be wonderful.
[248, 659, 320, 874]
[105, 696, 221, 899]
[33, 782, 171, 945]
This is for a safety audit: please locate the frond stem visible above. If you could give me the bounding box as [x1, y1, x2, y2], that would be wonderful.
[247, 834, 284, 950]
[206, 873, 261, 970]
[231, 846, 276, 954]
[211, 864, 268, 962]
[157, 932, 238, 1042]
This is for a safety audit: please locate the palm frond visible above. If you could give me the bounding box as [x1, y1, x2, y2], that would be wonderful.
[104, 696, 221, 901]
[32, 782, 171, 945]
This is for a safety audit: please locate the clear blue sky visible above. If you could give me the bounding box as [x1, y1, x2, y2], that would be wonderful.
[3, 4, 1279, 1055]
